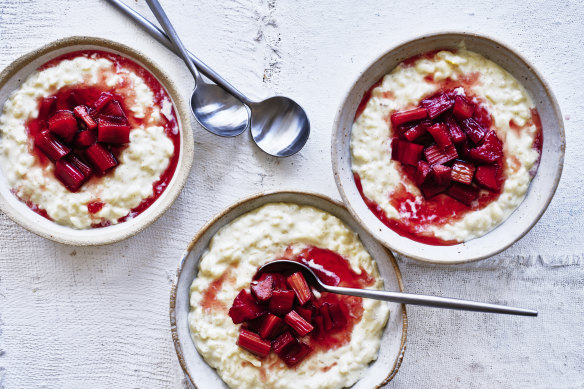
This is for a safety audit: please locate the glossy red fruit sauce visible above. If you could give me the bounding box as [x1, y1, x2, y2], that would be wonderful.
[22, 50, 180, 226]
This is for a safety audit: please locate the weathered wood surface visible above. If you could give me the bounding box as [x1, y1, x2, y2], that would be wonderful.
[0, 0, 582, 387]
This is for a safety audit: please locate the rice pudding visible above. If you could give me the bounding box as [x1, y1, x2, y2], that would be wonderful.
[0, 50, 180, 229]
[189, 203, 389, 389]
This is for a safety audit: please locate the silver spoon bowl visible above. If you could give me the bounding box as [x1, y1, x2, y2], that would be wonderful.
[258, 260, 538, 316]
[190, 80, 248, 137]
[109, 0, 309, 157]
[249, 97, 310, 156]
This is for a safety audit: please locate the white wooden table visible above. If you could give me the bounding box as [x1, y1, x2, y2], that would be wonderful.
[1, 1, 583, 388]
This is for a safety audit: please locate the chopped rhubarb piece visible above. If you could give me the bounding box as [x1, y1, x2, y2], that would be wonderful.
[473, 103, 492, 129]
[328, 303, 348, 328]
[461, 118, 486, 144]
[295, 306, 313, 322]
[319, 304, 333, 331]
[54, 159, 87, 192]
[84, 143, 118, 176]
[421, 181, 449, 199]
[97, 117, 130, 144]
[395, 124, 413, 140]
[109, 145, 127, 160]
[390, 107, 428, 127]
[427, 123, 452, 148]
[280, 341, 312, 367]
[445, 115, 467, 144]
[34, 130, 70, 162]
[451, 161, 476, 185]
[312, 316, 326, 340]
[403, 122, 428, 142]
[272, 331, 297, 356]
[74, 105, 97, 130]
[391, 140, 424, 166]
[93, 92, 114, 112]
[452, 95, 475, 120]
[237, 328, 271, 358]
[424, 144, 457, 165]
[68, 154, 93, 178]
[269, 290, 295, 316]
[74, 129, 97, 148]
[284, 310, 314, 336]
[48, 110, 79, 143]
[432, 164, 452, 186]
[100, 100, 127, 120]
[270, 273, 288, 290]
[258, 313, 285, 340]
[475, 165, 503, 191]
[228, 289, 267, 324]
[468, 131, 504, 164]
[38, 96, 57, 121]
[415, 160, 431, 185]
[421, 92, 454, 119]
[251, 274, 274, 303]
[447, 183, 479, 206]
[286, 272, 313, 306]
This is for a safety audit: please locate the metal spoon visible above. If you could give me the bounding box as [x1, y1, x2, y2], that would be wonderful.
[110, 0, 310, 157]
[258, 260, 538, 316]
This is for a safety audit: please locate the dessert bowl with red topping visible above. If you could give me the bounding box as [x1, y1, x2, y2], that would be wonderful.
[332, 33, 565, 263]
[0, 37, 193, 245]
[170, 192, 407, 389]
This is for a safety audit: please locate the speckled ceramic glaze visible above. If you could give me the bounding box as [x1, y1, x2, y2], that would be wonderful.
[170, 191, 408, 389]
[0, 36, 194, 245]
[331, 32, 565, 264]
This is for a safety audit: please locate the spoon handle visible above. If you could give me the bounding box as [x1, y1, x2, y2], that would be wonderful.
[106, 0, 249, 103]
[144, 0, 201, 80]
[325, 285, 537, 316]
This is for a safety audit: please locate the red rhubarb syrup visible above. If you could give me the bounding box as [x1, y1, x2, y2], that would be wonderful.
[201, 268, 235, 313]
[23, 50, 180, 226]
[353, 49, 543, 246]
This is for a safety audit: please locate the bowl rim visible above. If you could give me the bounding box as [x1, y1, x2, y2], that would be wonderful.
[0, 36, 194, 245]
[169, 190, 408, 388]
[331, 31, 566, 264]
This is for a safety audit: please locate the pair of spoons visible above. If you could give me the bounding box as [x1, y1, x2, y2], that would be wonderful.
[113, 0, 536, 317]
[108, 0, 309, 157]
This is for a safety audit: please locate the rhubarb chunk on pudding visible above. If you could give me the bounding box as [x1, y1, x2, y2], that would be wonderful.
[351, 49, 543, 245]
[0, 50, 180, 229]
[189, 203, 389, 389]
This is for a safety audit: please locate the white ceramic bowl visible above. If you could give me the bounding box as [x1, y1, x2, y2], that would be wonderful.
[170, 191, 408, 388]
[0, 36, 194, 245]
[331, 32, 565, 264]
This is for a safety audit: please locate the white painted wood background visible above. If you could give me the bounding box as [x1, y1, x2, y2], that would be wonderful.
[1, 0, 583, 388]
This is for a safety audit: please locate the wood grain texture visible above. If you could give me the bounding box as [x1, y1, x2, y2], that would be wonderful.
[0, 0, 583, 388]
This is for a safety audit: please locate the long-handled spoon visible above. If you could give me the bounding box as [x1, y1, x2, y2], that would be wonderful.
[109, 0, 310, 157]
[258, 260, 538, 316]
